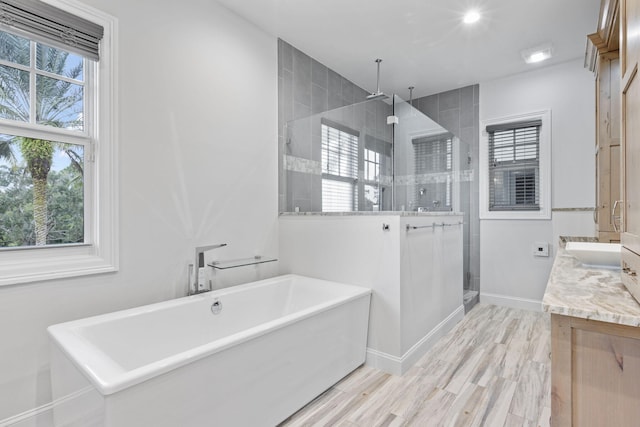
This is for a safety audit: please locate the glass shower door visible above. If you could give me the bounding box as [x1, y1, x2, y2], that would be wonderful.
[392, 94, 461, 213]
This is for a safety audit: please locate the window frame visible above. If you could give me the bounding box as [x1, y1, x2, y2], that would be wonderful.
[364, 148, 380, 183]
[363, 148, 381, 210]
[480, 110, 551, 220]
[0, 0, 118, 286]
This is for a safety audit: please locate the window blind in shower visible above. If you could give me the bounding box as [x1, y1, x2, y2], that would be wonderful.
[487, 120, 541, 211]
[412, 133, 453, 210]
[321, 119, 358, 212]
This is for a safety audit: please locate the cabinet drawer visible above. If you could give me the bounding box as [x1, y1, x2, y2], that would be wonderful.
[622, 247, 640, 304]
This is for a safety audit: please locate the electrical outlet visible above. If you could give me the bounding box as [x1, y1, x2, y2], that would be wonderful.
[533, 242, 549, 257]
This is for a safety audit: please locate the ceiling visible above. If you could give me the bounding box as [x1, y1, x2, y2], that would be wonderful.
[215, 0, 601, 98]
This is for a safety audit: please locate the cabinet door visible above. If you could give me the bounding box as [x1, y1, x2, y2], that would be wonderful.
[597, 55, 621, 242]
[551, 315, 640, 426]
[573, 328, 640, 426]
[621, 0, 640, 274]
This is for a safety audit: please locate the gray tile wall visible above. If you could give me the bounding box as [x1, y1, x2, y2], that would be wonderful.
[414, 86, 480, 302]
[278, 39, 372, 212]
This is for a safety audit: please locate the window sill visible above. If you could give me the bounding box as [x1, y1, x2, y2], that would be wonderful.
[0, 244, 118, 286]
[480, 209, 551, 220]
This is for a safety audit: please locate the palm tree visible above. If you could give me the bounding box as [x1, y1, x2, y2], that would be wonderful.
[0, 30, 83, 246]
[0, 139, 14, 162]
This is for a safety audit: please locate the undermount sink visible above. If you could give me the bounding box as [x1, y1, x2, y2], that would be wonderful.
[565, 241, 622, 269]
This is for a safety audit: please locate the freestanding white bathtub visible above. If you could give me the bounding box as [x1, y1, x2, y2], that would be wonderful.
[47, 274, 371, 427]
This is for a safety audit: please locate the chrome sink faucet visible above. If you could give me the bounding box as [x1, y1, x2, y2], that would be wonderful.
[188, 243, 227, 295]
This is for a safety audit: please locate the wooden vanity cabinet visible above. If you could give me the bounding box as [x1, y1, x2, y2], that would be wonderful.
[551, 314, 640, 426]
[620, 0, 640, 301]
[550, 2, 640, 424]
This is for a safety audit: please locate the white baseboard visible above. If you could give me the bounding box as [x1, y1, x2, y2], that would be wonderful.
[480, 292, 542, 312]
[365, 305, 465, 376]
[365, 348, 403, 376]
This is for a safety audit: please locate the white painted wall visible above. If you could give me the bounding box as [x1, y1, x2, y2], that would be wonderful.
[279, 214, 463, 375]
[0, 0, 278, 420]
[399, 216, 463, 355]
[480, 59, 596, 310]
[279, 215, 403, 357]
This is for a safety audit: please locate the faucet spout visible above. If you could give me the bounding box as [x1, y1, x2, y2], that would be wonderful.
[189, 243, 227, 295]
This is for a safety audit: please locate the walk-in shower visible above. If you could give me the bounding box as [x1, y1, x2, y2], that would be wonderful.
[282, 95, 471, 213]
[281, 93, 478, 310]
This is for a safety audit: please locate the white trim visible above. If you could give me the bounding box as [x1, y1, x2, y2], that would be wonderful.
[0, 386, 95, 426]
[479, 109, 552, 220]
[0, 0, 119, 286]
[363, 347, 403, 376]
[480, 292, 542, 312]
[365, 305, 464, 375]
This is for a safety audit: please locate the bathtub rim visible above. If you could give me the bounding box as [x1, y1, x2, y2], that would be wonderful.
[47, 274, 372, 395]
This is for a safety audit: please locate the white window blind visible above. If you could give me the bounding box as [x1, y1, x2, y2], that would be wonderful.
[0, 0, 103, 60]
[321, 120, 358, 212]
[487, 120, 541, 211]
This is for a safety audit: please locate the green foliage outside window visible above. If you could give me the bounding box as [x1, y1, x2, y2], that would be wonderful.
[0, 29, 86, 248]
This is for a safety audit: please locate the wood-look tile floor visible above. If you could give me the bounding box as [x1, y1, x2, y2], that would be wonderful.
[279, 304, 551, 427]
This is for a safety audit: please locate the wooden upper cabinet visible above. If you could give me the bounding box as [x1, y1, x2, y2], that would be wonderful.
[596, 55, 621, 242]
[621, 0, 640, 302]
[588, 0, 620, 54]
[588, 0, 622, 243]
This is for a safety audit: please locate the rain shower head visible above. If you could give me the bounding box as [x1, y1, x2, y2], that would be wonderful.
[367, 92, 388, 101]
[367, 59, 388, 100]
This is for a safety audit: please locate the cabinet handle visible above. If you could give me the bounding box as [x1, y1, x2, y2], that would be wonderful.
[612, 200, 622, 232]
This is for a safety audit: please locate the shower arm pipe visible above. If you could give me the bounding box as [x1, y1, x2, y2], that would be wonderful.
[374, 58, 382, 94]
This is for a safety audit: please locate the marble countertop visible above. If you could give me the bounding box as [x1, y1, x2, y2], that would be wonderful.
[542, 248, 640, 327]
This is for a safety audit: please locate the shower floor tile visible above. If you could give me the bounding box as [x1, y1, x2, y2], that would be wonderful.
[279, 304, 550, 427]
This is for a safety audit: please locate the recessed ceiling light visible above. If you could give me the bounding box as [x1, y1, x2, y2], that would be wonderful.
[521, 44, 553, 64]
[463, 10, 481, 24]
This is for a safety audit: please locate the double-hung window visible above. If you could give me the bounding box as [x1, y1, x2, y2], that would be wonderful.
[363, 148, 380, 209]
[480, 110, 551, 220]
[0, 0, 117, 285]
[487, 121, 541, 211]
[321, 120, 358, 212]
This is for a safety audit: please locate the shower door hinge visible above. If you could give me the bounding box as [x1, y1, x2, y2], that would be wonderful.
[387, 115, 399, 125]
